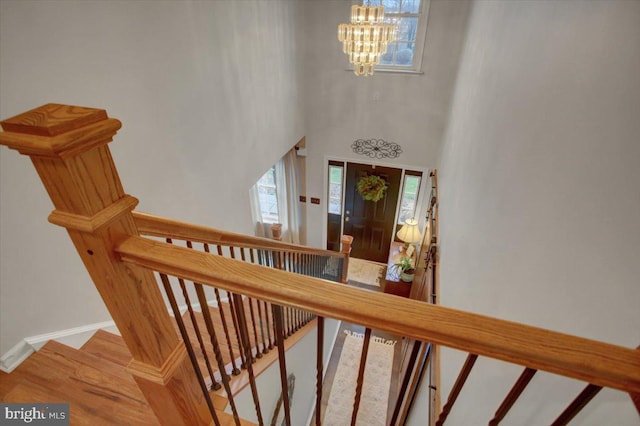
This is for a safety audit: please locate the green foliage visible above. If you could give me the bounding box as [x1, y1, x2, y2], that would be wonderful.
[393, 255, 415, 273]
[356, 175, 388, 202]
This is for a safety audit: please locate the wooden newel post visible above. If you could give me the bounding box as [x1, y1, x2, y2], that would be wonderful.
[0, 104, 210, 425]
[340, 235, 353, 283]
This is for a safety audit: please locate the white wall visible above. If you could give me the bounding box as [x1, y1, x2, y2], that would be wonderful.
[0, 0, 304, 354]
[301, 0, 471, 248]
[437, 1, 640, 424]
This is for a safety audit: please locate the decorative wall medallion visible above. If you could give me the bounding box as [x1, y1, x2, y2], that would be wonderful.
[351, 139, 402, 159]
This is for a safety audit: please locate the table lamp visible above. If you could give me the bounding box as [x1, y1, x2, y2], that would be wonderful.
[396, 218, 421, 253]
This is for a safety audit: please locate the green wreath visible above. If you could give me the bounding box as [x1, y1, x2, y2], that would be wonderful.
[356, 175, 388, 202]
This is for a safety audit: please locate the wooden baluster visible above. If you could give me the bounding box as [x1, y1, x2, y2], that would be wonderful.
[233, 294, 265, 425]
[227, 291, 247, 368]
[315, 316, 324, 426]
[264, 300, 274, 350]
[489, 368, 537, 425]
[0, 104, 210, 425]
[255, 298, 268, 355]
[248, 296, 262, 359]
[193, 282, 242, 425]
[184, 240, 221, 388]
[176, 269, 221, 391]
[550, 384, 602, 426]
[351, 328, 373, 426]
[286, 303, 293, 338]
[225, 245, 247, 368]
[206, 243, 241, 375]
[313, 254, 318, 278]
[159, 275, 222, 426]
[436, 353, 478, 425]
[272, 304, 292, 426]
[302, 254, 307, 276]
[341, 236, 353, 283]
[292, 252, 299, 274]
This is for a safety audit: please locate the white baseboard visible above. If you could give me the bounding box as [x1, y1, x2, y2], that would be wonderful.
[0, 297, 223, 373]
[1, 320, 116, 373]
[0, 340, 34, 374]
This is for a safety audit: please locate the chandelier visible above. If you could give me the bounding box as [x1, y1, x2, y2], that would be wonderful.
[338, 4, 396, 76]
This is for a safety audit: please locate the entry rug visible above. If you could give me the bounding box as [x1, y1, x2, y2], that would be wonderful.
[323, 331, 396, 426]
[347, 258, 386, 287]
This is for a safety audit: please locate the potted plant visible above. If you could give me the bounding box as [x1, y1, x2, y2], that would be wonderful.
[392, 255, 415, 283]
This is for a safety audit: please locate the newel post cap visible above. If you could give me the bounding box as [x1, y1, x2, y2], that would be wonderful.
[0, 103, 122, 157]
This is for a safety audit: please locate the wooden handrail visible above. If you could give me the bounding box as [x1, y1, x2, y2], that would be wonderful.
[133, 211, 348, 258]
[115, 235, 640, 394]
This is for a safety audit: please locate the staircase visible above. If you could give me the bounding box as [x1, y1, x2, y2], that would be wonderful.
[0, 291, 317, 425]
[1, 104, 638, 425]
[0, 329, 255, 425]
[1, 332, 162, 425]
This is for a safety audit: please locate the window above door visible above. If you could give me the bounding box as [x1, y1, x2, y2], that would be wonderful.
[354, 0, 431, 74]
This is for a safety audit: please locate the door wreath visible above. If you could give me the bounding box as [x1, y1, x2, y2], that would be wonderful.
[356, 175, 388, 202]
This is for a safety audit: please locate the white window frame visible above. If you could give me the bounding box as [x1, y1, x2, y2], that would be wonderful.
[349, 0, 431, 74]
[397, 171, 422, 225]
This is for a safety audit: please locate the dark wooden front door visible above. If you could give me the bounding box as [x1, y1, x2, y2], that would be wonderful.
[343, 163, 402, 262]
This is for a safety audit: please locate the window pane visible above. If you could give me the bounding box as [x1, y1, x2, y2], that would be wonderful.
[380, 0, 400, 13]
[396, 43, 414, 65]
[396, 17, 418, 42]
[401, 0, 421, 14]
[398, 175, 421, 224]
[380, 43, 396, 65]
[257, 167, 279, 223]
[328, 165, 343, 215]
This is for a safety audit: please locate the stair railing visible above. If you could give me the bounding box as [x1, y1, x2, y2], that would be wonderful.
[132, 211, 353, 285]
[2, 104, 639, 425]
[132, 211, 352, 398]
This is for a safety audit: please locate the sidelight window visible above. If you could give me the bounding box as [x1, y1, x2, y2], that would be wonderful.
[398, 171, 422, 224]
[328, 164, 344, 215]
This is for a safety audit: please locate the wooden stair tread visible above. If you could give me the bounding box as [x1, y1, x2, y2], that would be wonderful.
[1, 341, 160, 425]
[43, 340, 136, 384]
[81, 329, 131, 367]
[80, 329, 229, 410]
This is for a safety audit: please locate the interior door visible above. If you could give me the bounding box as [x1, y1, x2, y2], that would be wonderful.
[343, 163, 402, 262]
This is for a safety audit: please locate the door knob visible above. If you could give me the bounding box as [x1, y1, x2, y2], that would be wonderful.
[345, 217, 350, 222]
[346, 210, 350, 215]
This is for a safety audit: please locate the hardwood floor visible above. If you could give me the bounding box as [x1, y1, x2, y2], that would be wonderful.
[314, 280, 403, 425]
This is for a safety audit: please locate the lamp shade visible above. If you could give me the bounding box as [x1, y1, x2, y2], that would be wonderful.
[396, 218, 421, 244]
